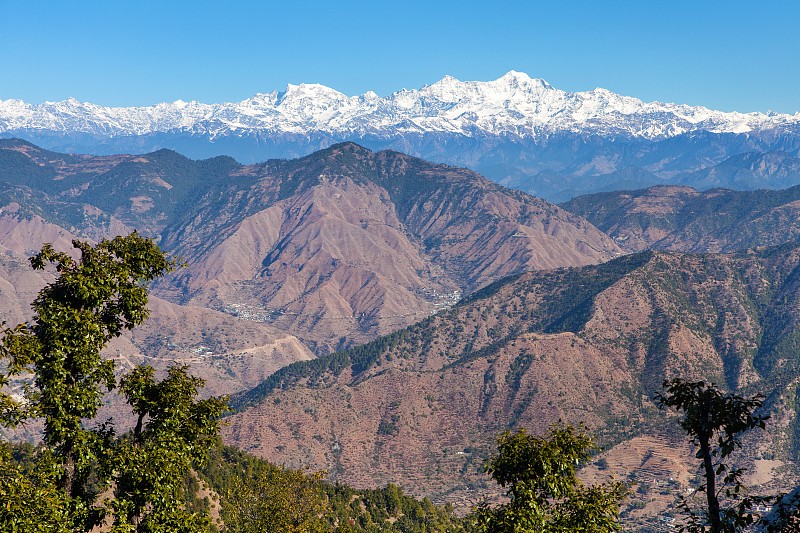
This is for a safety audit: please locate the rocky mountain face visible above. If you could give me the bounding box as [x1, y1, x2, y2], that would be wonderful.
[222, 248, 800, 519]
[156, 142, 620, 352]
[0, 139, 619, 357]
[3, 72, 800, 200]
[562, 184, 800, 253]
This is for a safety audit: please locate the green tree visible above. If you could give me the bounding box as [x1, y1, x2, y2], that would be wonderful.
[106, 364, 228, 532]
[221, 464, 331, 533]
[0, 444, 72, 533]
[472, 423, 625, 533]
[198, 444, 466, 532]
[655, 378, 773, 532]
[0, 234, 225, 532]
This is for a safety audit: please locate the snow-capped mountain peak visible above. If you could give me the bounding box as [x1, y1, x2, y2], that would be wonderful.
[497, 70, 551, 88]
[1, 71, 797, 140]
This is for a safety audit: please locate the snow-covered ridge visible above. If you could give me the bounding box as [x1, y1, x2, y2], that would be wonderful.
[1, 71, 798, 140]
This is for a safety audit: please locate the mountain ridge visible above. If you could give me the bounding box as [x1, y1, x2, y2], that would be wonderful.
[3, 71, 797, 141]
[0, 140, 620, 355]
[561, 183, 800, 253]
[5, 72, 800, 200]
[154, 141, 621, 352]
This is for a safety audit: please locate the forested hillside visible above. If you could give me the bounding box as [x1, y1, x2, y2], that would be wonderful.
[562, 184, 800, 253]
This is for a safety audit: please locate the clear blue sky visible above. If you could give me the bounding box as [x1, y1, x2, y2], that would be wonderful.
[1, 0, 798, 113]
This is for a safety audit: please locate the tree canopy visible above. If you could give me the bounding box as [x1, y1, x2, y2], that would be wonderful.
[0, 234, 226, 532]
[472, 423, 625, 533]
[656, 378, 774, 532]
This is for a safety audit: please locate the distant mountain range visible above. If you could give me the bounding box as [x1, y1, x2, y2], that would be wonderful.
[3, 72, 800, 200]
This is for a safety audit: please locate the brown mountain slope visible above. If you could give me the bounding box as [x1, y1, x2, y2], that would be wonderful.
[562, 184, 800, 253]
[1, 140, 620, 354]
[0, 205, 81, 326]
[0, 138, 239, 236]
[0, 204, 76, 256]
[223, 248, 800, 512]
[121, 297, 314, 396]
[0, 212, 313, 406]
[166, 177, 459, 348]
[158, 143, 621, 352]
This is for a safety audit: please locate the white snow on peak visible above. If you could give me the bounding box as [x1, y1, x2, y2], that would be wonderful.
[0, 72, 797, 140]
[498, 70, 552, 89]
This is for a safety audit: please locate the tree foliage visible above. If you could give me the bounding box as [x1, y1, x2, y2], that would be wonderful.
[472, 423, 625, 532]
[221, 464, 331, 533]
[0, 443, 72, 533]
[106, 364, 228, 532]
[198, 445, 465, 532]
[656, 378, 774, 532]
[0, 234, 226, 532]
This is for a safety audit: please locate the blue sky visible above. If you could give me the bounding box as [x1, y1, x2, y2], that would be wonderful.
[1, 0, 798, 113]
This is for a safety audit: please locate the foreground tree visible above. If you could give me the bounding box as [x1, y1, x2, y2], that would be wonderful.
[0, 234, 225, 532]
[472, 423, 625, 532]
[0, 444, 72, 532]
[656, 378, 773, 532]
[221, 464, 331, 533]
[107, 364, 228, 531]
